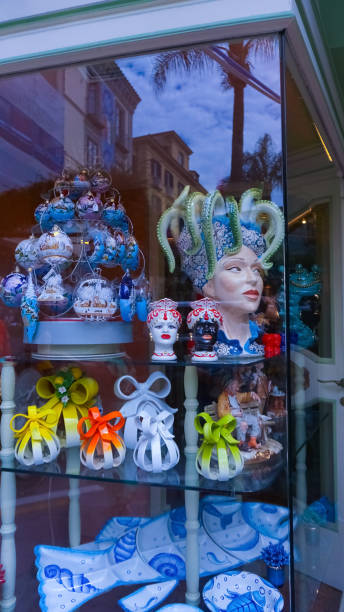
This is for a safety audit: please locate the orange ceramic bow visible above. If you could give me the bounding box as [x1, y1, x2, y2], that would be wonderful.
[77, 407, 126, 470]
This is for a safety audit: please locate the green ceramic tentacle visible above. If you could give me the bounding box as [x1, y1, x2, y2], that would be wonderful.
[185, 191, 205, 255]
[224, 196, 243, 256]
[253, 201, 284, 269]
[157, 185, 190, 273]
[201, 190, 225, 280]
[239, 187, 263, 214]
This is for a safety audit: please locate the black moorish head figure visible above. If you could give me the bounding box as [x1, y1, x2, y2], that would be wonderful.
[193, 318, 219, 352]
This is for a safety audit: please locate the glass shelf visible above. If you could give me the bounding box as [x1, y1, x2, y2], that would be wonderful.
[1, 447, 286, 496]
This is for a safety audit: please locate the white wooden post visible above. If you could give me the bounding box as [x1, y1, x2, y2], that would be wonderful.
[184, 365, 200, 606]
[0, 360, 16, 611]
[66, 447, 81, 548]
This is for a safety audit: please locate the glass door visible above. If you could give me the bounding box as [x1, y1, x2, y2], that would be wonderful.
[286, 53, 344, 610]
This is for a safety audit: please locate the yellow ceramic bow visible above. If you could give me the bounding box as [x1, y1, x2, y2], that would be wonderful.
[10, 404, 60, 466]
[36, 371, 99, 448]
[194, 412, 244, 481]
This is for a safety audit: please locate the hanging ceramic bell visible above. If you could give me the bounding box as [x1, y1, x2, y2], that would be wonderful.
[37, 225, 73, 265]
[76, 191, 102, 220]
[119, 270, 135, 322]
[73, 272, 117, 321]
[0, 269, 27, 307]
[15, 235, 40, 270]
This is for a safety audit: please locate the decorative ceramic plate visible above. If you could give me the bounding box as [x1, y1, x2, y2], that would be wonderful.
[159, 606, 203, 611]
[203, 571, 284, 612]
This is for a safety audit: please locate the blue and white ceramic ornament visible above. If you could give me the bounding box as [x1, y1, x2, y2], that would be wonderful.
[122, 235, 139, 271]
[76, 192, 102, 220]
[119, 270, 135, 322]
[15, 235, 40, 270]
[90, 169, 112, 194]
[1, 270, 27, 307]
[135, 274, 150, 322]
[50, 194, 75, 222]
[202, 571, 284, 612]
[21, 270, 39, 342]
[102, 196, 129, 231]
[69, 169, 91, 199]
[35, 199, 53, 230]
[37, 225, 73, 265]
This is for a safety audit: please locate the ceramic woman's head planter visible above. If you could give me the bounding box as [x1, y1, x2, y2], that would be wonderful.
[158, 187, 284, 357]
[147, 298, 182, 361]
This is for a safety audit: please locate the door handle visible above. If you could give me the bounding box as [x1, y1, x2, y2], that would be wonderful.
[318, 378, 344, 388]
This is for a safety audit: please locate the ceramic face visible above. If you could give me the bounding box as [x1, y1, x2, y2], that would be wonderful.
[151, 320, 178, 346]
[194, 320, 218, 352]
[204, 245, 263, 315]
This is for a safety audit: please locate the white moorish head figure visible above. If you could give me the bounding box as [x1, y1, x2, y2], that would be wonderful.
[147, 298, 182, 361]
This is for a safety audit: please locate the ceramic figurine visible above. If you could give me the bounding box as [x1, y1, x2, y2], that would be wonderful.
[195, 412, 244, 481]
[158, 187, 284, 358]
[36, 367, 99, 447]
[73, 273, 117, 321]
[76, 191, 102, 220]
[215, 375, 282, 465]
[147, 298, 181, 361]
[35, 496, 291, 611]
[78, 406, 126, 470]
[114, 371, 176, 449]
[202, 571, 284, 612]
[15, 235, 40, 270]
[37, 225, 73, 265]
[187, 297, 222, 361]
[21, 269, 39, 342]
[133, 408, 179, 473]
[0, 269, 27, 307]
[49, 194, 75, 222]
[10, 404, 60, 466]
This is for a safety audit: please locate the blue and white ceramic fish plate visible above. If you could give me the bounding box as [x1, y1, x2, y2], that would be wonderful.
[203, 571, 284, 612]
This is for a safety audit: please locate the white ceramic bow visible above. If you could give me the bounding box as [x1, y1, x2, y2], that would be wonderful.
[133, 409, 180, 473]
[114, 372, 176, 449]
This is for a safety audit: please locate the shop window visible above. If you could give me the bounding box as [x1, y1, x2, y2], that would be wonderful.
[151, 159, 162, 186]
[87, 136, 98, 167]
[164, 170, 174, 194]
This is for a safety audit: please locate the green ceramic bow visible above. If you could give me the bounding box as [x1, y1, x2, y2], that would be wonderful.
[194, 412, 244, 481]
